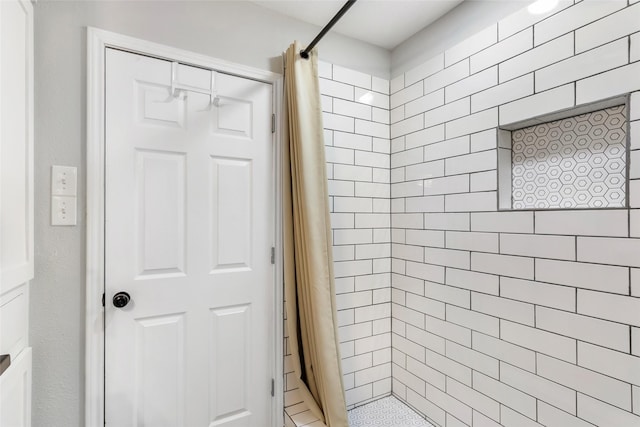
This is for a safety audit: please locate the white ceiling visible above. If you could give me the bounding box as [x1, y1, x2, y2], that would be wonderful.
[251, 0, 464, 50]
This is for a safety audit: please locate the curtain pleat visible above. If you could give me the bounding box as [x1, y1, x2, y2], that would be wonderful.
[283, 41, 348, 427]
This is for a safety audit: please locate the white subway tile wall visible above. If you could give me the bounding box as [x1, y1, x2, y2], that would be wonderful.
[390, 2, 640, 427]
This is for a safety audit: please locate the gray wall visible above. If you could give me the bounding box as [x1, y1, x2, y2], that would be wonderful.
[32, 2, 389, 425]
[391, 0, 525, 76]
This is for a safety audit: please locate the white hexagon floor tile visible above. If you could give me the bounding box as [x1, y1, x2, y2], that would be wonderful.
[511, 104, 627, 209]
[348, 396, 435, 426]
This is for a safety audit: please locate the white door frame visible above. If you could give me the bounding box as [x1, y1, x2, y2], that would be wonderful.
[85, 27, 284, 427]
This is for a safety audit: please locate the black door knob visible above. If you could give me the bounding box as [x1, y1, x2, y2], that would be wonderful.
[113, 292, 131, 308]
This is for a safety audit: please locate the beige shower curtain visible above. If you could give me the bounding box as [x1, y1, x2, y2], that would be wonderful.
[282, 41, 348, 427]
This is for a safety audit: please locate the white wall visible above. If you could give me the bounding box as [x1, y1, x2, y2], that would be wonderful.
[389, 1, 640, 426]
[32, 2, 389, 425]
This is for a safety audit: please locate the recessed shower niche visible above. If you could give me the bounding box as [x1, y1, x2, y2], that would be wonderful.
[498, 102, 628, 210]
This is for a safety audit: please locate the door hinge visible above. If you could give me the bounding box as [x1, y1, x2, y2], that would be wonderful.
[271, 378, 275, 397]
[102, 293, 105, 307]
[271, 114, 276, 134]
[270, 247, 275, 265]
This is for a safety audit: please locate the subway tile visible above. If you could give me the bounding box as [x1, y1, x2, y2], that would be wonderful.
[501, 319, 576, 363]
[471, 28, 533, 74]
[391, 105, 405, 124]
[537, 306, 630, 352]
[470, 211, 533, 233]
[393, 304, 425, 329]
[446, 341, 499, 379]
[405, 195, 445, 213]
[472, 372, 536, 419]
[470, 129, 497, 152]
[324, 112, 355, 132]
[406, 389, 447, 426]
[632, 92, 640, 121]
[405, 229, 445, 248]
[535, 209, 628, 237]
[578, 341, 640, 386]
[446, 268, 499, 295]
[577, 62, 640, 105]
[405, 53, 445, 86]
[392, 181, 422, 198]
[446, 231, 499, 253]
[339, 322, 372, 342]
[390, 74, 404, 95]
[445, 192, 496, 213]
[500, 406, 543, 427]
[578, 236, 640, 267]
[318, 61, 332, 79]
[446, 378, 500, 422]
[391, 213, 423, 229]
[355, 213, 389, 229]
[333, 65, 371, 89]
[577, 289, 640, 326]
[536, 38, 629, 92]
[425, 350, 473, 389]
[470, 171, 497, 192]
[445, 25, 497, 68]
[333, 245, 354, 262]
[354, 151, 388, 169]
[328, 180, 354, 197]
[445, 150, 497, 176]
[500, 233, 575, 260]
[405, 89, 445, 118]
[473, 410, 502, 427]
[391, 147, 422, 168]
[334, 164, 372, 182]
[333, 197, 373, 213]
[499, 33, 574, 83]
[447, 305, 499, 337]
[633, 179, 640, 208]
[392, 244, 423, 263]
[536, 259, 629, 294]
[425, 246, 470, 270]
[405, 356, 445, 391]
[334, 229, 372, 245]
[390, 81, 423, 109]
[333, 98, 371, 120]
[499, 84, 574, 126]
[406, 261, 445, 283]
[406, 324, 446, 354]
[325, 146, 354, 165]
[632, 150, 640, 180]
[424, 97, 470, 129]
[577, 394, 640, 427]
[405, 125, 445, 150]
[446, 108, 499, 140]
[538, 401, 596, 427]
[355, 243, 391, 260]
[390, 115, 424, 139]
[471, 252, 534, 279]
[392, 273, 424, 296]
[534, 0, 626, 46]
[426, 315, 471, 347]
[632, 210, 640, 238]
[576, 3, 640, 52]
[319, 78, 354, 100]
[446, 67, 498, 103]
[538, 353, 632, 411]
[472, 331, 536, 373]
[498, 0, 572, 41]
[372, 137, 390, 154]
[345, 384, 372, 406]
[406, 293, 446, 319]
[500, 277, 575, 311]
[632, 32, 640, 63]
[354, 362, 391, 387]
[355, 273, 390, 291]
[425, 59, 470, 94]
[342, 353, 372, 375]
[633, 268, 640, 297]
[355, 119, 389, 139]
[424, 212, 470, 231]
[321, 94, 333, 112]
[472, 292, 534, 326]
[405, 159, 445, 181]
[333, 260, 372, 278]
[333, 131, 371, 151]
[371, 76, 389, 95]
[356, 87, 389, 109]
[425, 281, 470, 308]
[424, 136, 470, 162]
[472, 73, 534, 113]
[500, 362, 576, 415]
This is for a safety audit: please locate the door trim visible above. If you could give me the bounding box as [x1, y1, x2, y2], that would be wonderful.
[86, 27, 284, 427]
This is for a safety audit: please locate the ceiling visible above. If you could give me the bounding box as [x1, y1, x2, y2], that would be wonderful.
[251, 0, 464, 50]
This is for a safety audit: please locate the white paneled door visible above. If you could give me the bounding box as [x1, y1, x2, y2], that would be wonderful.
[105, 49, 274, 427]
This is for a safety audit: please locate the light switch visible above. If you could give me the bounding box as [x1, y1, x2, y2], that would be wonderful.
[51, 196, 77, 226]
[51, 166, 77, 196]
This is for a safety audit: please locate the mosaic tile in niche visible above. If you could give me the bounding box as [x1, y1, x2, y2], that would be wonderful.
[511, 105, 627, 209]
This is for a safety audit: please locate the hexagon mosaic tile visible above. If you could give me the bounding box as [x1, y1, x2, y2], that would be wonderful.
[511, 105, 627, 209]
[348, 396, 435, 427]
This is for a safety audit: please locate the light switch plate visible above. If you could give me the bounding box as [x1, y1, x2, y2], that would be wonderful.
[51, 196, 77, 226]
[51, 166, 77, 196]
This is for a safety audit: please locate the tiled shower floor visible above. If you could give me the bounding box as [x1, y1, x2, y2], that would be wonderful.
[348, 396, 435, 427]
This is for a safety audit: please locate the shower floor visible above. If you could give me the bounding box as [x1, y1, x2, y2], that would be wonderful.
[348, 396, 435, 427]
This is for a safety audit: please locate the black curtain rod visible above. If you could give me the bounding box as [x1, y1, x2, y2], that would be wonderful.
[300, 0, 358, 59]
